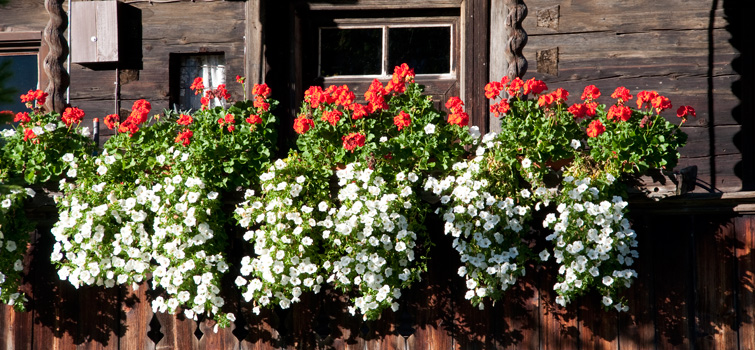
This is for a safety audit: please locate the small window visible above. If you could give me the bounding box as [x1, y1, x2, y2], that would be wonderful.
[319, 25, 452, 78]
[0, 55, 39, 113]
[170, 53, 225, 111]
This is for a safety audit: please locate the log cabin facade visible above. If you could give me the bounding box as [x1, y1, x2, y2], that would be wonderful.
[1, 0, 755, 349]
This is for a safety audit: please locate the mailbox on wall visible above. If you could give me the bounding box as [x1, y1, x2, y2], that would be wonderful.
[71, 1, 119, 64]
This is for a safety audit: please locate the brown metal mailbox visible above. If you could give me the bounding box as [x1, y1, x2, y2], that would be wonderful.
[70, 1, 119, 63]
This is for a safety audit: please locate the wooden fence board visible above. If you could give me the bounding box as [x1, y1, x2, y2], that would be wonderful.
[617, 214, 656, 350]
[120, 284, 156, 350]
[652, 215, 693, 350]
[693, 216, 738, 350]
[538, 267, 579, 350]
[736, 215, 755, 350]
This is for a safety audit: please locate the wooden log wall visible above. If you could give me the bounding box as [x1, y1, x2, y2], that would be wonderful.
[515, 0, 754, 193]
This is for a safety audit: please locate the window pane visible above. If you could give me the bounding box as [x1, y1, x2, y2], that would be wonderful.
[0, 55, 38, 114]
[176, 54, 225, 111]
[320, 28, 382, 77]
[388, 27, 450, 74]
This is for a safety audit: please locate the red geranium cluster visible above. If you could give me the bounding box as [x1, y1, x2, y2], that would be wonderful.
[117, 99, 152, 136]
[175, 129, 193, 147]
[636, 90, 672, 113]
[23, 128, 38, 143]
[364, 80, 388, 113]
[445, 97, 469, 126]
[104, 114, 120, 129]
[177, 113, 193, 126]
[568, 85, 599, 120]
[14, 112, 31, 124]
[61, 107, 85, 127]
[191, 77, 234, 110]
[393, 111, 411, 131]
[20, 89, 48, 107]
[218, 113, 236, 132]
[246, 114, 262, 125]
[385, 63, 415, 94]
[586, 119, 606, 138]
[293, 115, 314, 134]
[342, 132, 366, 152]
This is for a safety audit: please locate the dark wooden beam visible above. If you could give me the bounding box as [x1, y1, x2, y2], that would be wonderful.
[43, 0, 69, 113]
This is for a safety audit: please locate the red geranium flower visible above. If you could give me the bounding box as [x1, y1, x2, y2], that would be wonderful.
[176, 114, 193, 126]
[20, 89, 48, 106]
[190, 77, 204, 95]
[253, 95, 270, 111]
[581, 85, 601, 101]
[485, 81, 503, 99]
[365, 79, 388, 113]
[611, 87, 633, 103]
[104, 114, 120, 129]
[553, 88, 569, 102]
[523, 78, 548, 96]
[216, 84, 231, 101]
[448, 112, 470, 126]
[586, 119, 606, 138]
[175, 129, 193, 146]
[393, 111, 411, 131]
[252, 83, 271, 98]
[342, 132, 366, 152]
[246, 114, 262, 124]
[568, 103, 588, 119]
[385, 63, 415, 94]
[293, 115, 314, 134]
[676, 105, 696, 122]
[651, 95, 672, 112]
[23, 128, 37, 142]
[506, 77, 524, 97]
[62, 107, 85, 127]
[14, 112, 31, 123]
[607, 105, 632, 122]
[636, 91, 659, 109]
[321, 110, 342, 126]
[350, 103, 369, 120]
[332, 85, 355, 108]
[490, 100, 510, 117]
[537, 93, 555, 108]
[236, 75, 245, 84]
[445, 96, 465, 114]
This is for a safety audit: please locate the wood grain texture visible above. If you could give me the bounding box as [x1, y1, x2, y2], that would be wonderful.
[693, 216, 738, 350]
[735, 215, 755, 350]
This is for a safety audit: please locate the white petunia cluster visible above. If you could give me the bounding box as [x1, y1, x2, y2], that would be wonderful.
[52, 150, 233, 324]
[426, 144, 537, 307]
[540, 174, 637, 311]
[325, 163, 422, 319]
[0, 185, 34, 309]
[234, 158, 330, 315]
[235, 160, 424, 320]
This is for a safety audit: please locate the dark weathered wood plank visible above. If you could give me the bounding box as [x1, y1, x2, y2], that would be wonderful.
[120, 284, 156, 350]
[736, 215, 755, 350]
[578, 298, 618, 350]
[652, 215, 693, 350]
[617, 214, 656, 350]
[693, 216, 738, 350]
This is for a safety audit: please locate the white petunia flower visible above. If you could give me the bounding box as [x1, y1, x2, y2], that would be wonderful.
[570, 139, 581, 149]
[424, 123, 436, 134]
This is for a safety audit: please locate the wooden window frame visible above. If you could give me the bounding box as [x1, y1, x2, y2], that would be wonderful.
[0, 31, 49, 92]
[317, 21, 458, 82]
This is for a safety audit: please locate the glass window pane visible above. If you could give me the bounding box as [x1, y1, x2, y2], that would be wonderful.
[0, 55, 38, 114]
[388, 27, 450, 74]
[320, 28, 382, 77]
[176, 54, 225, 111]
